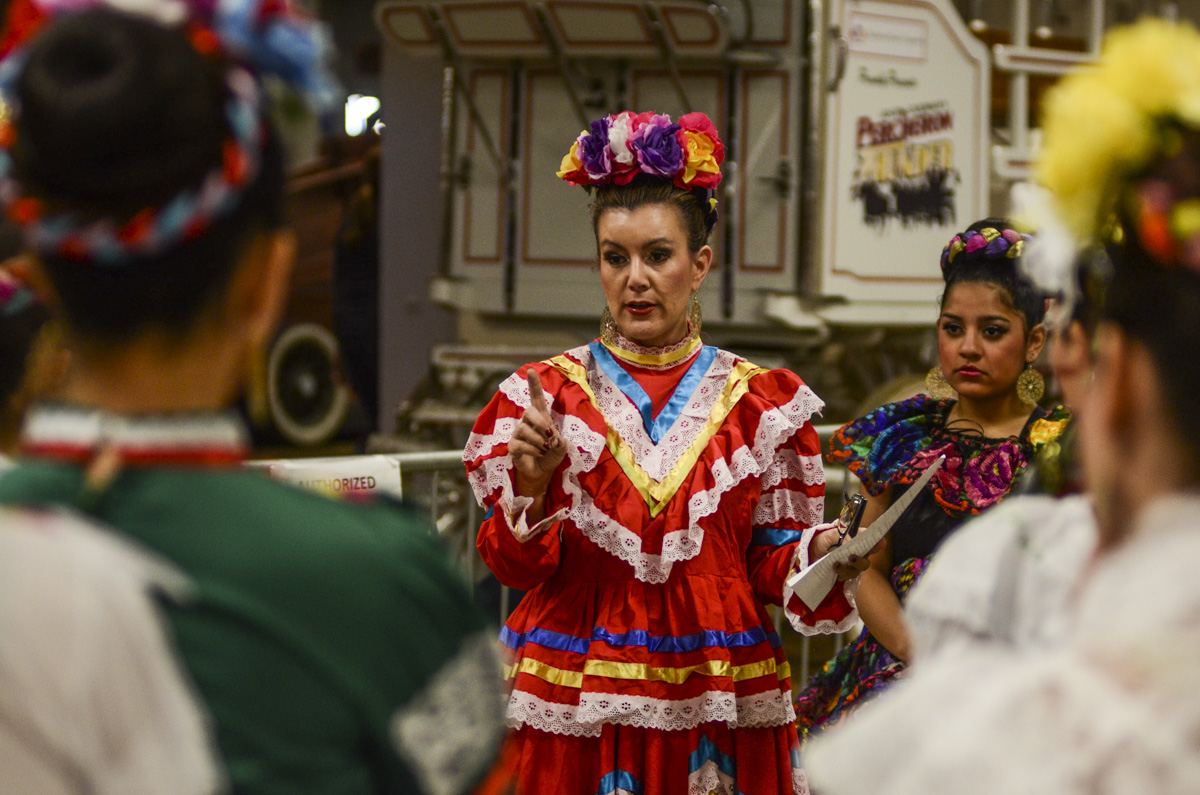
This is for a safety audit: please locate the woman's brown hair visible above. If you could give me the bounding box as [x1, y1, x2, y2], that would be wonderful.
[588, 174, 712, 254]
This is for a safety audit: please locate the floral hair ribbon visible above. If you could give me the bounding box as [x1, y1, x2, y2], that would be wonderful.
[0, 0, 338, 266]
[0, 0, 339, 114]
[0, 65, 262, 265]
[557, 110, 724, 232]
[940, 227, 1031, 274]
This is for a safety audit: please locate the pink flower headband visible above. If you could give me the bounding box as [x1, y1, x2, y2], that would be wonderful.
[557, 110, 724, 190]
[557, 111, 725, 232]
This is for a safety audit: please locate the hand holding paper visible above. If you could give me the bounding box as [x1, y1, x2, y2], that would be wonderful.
[786, 457, 945, 611]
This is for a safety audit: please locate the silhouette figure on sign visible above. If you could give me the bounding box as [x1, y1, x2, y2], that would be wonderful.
[852, 166, 959, 230]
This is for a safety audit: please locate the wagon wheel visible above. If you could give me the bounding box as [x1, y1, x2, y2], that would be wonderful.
[266, 323, 351, 446]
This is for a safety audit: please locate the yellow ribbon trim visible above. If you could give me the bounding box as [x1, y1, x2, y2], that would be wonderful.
[547, 355, 768, 518]
[601, 334, 702, 368]
[504, 657, 790, 688]
[503, 659, 584, 688]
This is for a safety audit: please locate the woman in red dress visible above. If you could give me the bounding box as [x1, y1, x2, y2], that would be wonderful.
[465, 111, 862, 795]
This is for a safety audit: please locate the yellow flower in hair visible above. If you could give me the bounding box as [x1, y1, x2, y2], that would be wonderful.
[1038, 19, 1200, 242]
[556, 140, 585, 181]
[682, 131, 720, 185]
[1101, 21, 1200, 119]
[1039, 70, 1154, 239]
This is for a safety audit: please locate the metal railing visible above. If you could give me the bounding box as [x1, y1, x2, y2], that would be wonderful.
[252, 423, 855, 683]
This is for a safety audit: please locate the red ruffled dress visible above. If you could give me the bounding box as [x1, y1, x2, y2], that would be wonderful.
[465, 332, 858, 795]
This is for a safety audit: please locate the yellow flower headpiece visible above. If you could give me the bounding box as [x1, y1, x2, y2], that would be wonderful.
[1038, 19, 1200, 244]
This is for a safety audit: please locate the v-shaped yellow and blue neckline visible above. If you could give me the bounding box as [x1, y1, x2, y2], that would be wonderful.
[548, 346, 768, 517]
[589, 341, 717, 445]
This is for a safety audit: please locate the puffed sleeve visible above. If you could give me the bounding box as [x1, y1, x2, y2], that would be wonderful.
[734, 370, 860, 635]
[826, 395, 947, 495]
[465, 362, 570, 590]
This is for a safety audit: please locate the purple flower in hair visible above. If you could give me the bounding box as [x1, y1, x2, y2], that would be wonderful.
[578, 118, 613, 181]
[631, 114, 684, 178]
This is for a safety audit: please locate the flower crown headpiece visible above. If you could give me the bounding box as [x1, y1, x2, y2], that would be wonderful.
[0, 0, 338, 266]
[557, 110, 724, 233]
[1038, 19, 1200, 280]
[940, 227, 1031, 275]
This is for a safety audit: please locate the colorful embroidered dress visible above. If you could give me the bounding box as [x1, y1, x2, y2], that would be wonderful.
[466, 332, 855, 795]
[794, 395, 1070, 735]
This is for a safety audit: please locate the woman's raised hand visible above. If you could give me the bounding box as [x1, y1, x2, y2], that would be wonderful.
[510, 370, 567, 498]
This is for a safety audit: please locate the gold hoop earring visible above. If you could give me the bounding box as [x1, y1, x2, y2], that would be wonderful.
[600, 305, 618, 347]
[925, 367, 955, 400]
[688, 293, 702, 338]
[1017, 365, 1045, 406]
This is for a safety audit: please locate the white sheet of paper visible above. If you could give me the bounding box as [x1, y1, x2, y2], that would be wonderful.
[787, 516, 895, 611]
[786, 456, 944, 612]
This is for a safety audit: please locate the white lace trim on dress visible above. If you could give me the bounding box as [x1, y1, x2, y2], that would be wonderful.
[589, 347, 734, 483]
[782, 532, 862, 636]
[688, 763, 736, 795]
[390, 633, 506, 795]
[762, 451, 825, 490]
[468, 354, 825, 583]
[753, 489, 826, 529]
[505, 688, 797, 736]
[465, 417, 569, 541]
[462, 418, 519, 470]
[794, 766, 811, 795]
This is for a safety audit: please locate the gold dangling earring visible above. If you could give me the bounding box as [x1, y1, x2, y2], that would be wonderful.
[245, 337, 270, 427]
[600, 305, 618, 347]
[688, 292, 702, 339]
[1017, 364, 1045, 406]
[925, 367, 955, 400]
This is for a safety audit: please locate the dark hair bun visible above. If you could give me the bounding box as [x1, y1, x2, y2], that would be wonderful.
[13, 10, 226, 216]
[6, 8, 285, 342]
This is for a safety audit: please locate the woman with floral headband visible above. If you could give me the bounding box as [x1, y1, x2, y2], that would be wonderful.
[465, 111, 865, 795]
[794, 218, 1071, 736]
[0, 3, 503, 793]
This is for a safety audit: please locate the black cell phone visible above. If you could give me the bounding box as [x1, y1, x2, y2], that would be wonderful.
[834, 493, 867, 546]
